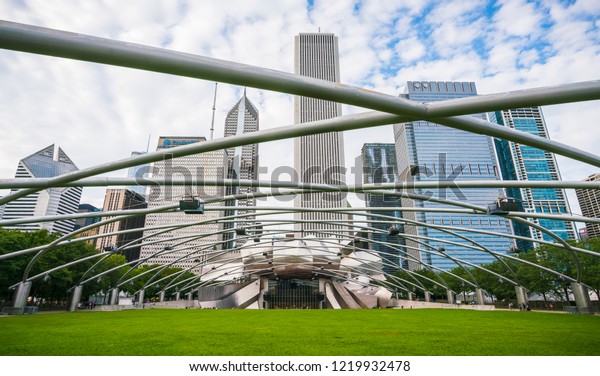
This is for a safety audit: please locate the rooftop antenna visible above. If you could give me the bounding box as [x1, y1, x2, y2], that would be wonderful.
[209, 83, 218, 140]
[146, 134, 151, 153]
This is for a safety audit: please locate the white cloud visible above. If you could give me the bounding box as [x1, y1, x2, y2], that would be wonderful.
[493, 0, 544, 37]
[396, 37, 426, 63]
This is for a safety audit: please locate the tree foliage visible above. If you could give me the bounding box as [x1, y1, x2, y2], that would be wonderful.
[0, 229, 196, 303]
[388, 238, 600, 302]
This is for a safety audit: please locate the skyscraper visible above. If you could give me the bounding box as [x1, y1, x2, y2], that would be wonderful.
[294, 33, 348, 237]
[393, 81, 513, 270]
[491, 107, 577, 245]
[361, 143, 407, 273]
[222, 90, 259, 250]
[1, 144, 82, 234]
[96, 189, 147, 262]
[575, 173, 600, 239]
[126, 151, 150, 199]
[139, 137, 226, 271]
[73, 203, 101, 230]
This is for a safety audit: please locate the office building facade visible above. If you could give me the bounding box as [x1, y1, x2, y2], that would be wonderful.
[393, 81, 513, 270]
[1, 144, 82, 234]
[361, 143, 407, 273]
[294, 33, 348, 237]
[575, 173, 600, 238]
[127, 151, 150, 199]
[139, 136, 226, 271]
[490, 107, 577, 245]
[96, 189, 147, 262]
[222, 91, 259, 250]
[73, 203, 101, 230]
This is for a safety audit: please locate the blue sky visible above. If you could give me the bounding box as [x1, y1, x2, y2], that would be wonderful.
[0, 0, 598, 215]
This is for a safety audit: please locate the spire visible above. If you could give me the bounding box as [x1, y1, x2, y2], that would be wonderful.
[209, 82, 218, 140]
[35, 144, 55, 159]
[57, 147, 77, 167]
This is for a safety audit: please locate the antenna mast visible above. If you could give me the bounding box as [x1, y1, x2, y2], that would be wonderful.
[209, 83, 218, 140]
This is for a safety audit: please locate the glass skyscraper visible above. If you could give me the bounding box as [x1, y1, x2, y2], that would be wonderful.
[393, 81, 513, 270]
[222, 90, 259, 250]
[490, 107, 576, 245]
[1, 144, 82, 234]
[361, 143, 407, 273]
[127, 151, 150, 199]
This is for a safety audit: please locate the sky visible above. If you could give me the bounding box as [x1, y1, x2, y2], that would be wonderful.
[0, 0, 599, 221]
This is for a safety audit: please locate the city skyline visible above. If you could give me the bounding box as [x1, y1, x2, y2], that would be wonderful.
[0, 3, 598, 325]
[0, 1, 598, 221]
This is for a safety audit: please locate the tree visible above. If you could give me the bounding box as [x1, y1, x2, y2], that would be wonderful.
[0, 229, 101, 302]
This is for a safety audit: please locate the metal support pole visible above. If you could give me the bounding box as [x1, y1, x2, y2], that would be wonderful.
[571, 282, 592, 314]
[175, 291, 181, 301]
[109, 288, 119, 305]
[476, 288, 486, 305]
[138, 289, 145, 305]
[68, 285, 83, 312]
[186, 292, 192, 301]
[447, 289, 455, 304]
[408, 292, 413, 301]
[515, 286, 528, 310]
[12, 281, 32, 310]
[424, 291, 431, 302]
[159, 291, 165, 302]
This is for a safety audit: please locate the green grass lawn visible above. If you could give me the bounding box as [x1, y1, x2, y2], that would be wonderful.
[1, 309, 598, 356]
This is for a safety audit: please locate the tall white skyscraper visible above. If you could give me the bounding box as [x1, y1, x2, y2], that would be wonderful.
[294, 33, 347, 237]
[1, 144, 82, 234]
[576, 173, 600, 239]
[223, 90, 259, 249]
[139, 137, 226, 272]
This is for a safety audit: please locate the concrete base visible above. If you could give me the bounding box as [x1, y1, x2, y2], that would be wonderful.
[424, 291, 431, 302]
[12, 281, 32, 310]
[476, 288, 485, 305]
[68, 285, 83, 312]
[109, 288, 119, 305]
[515, 286, 529, 310]
[572, 282, 593, 314]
